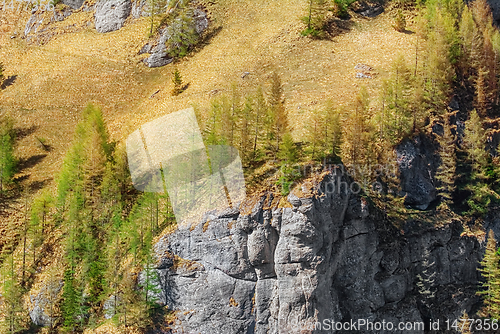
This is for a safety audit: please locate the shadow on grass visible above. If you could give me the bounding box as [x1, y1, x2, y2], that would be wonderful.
[18, 154, 47, 171]
[191, 25, 223, 55]
[16, 125, 38, 140]
[1, 75, 17, 89]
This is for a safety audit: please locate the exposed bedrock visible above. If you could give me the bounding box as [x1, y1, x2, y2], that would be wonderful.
[150, 171, 483, 334]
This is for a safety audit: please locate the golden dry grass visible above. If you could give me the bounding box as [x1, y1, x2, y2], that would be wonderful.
[0, 0, 418, 239]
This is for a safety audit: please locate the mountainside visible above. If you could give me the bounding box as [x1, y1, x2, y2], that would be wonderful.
[3, 0, 500, 333]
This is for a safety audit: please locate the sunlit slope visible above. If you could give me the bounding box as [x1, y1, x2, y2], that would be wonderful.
[0, 0, 417, 190]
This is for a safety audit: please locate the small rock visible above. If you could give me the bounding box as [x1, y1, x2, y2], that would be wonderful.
[354, 64, 373, 71]
[356, 72, 372, 79]
[359, 6, 384, 18]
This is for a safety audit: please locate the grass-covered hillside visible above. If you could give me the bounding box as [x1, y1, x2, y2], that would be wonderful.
[2, 0, 500, 332]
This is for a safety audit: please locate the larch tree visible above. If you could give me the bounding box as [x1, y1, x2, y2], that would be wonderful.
[477, 230, 500, 318]
[303, 0, 330, 37]
[277, 132, 298, 195]
[342, 87, 375, 188]
[421, 7, 456, 116]
[306, 108, 326, 161]
[0, 115, 16, 195]
[379, 55, 413, 146]
[1, 253, 25, 333]
[416, 247, 437, 320]
[252, 85, 267, 161]
[435, 115, 457, 207]
[459, 310, 472, 334]
[267, 71, 288, 157]
[146, 0, 167, 36]
[324, 100, 342, 162]
[165, 0, 200, 59]
[463, 109, 496, 215]
[239, 96, 253, 166]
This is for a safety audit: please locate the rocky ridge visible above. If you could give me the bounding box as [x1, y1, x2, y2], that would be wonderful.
[139, 170, 483, 334]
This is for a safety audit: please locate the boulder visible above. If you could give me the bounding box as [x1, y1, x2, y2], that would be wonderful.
[94, 0, 132, 33]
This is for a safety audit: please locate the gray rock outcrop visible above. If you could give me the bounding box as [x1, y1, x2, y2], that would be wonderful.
[149, 171, 482, 334]
[94, 0, 132, 33]
[396, 135, 438, 210]
[29, 279, 63, 327]
[142, 7, 209, 67]
[62, 0, 85, 10]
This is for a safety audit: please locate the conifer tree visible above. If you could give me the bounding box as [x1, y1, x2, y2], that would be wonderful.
[0, 115, 16, 195]
[219, 95, 234, 145]
[324, 100, 342, 161]
[303, 0, 329, 36]
[165, 0, 200, 58]
[471, 0, 493, 32]
[252, 85, 267, 161]
[267, 71, 288, 157]
[378, 55, 413, 145]
[435, 115, 457, 207]
[459, 310, 472, 334]
[306, 108, 326, 161]
[205, 98, 223, 145]
[277, 132, 298, 195]
[21, 185, 29, 288]
[0, 62, 5, 88]
[1, 253, 25, 333]
[421, 7, 455, 115]
[463, 109, 496, 215]
[239, 97, 253, 166]
[475, 30, 498, 116]
[416, 247, 437, 319]
[342, 87, 375, 188]
[44, 267, 60, 332]
[172, 67, 183, 96]
[61, 267, 80, 332]
[477, 230, 500, 318]
[57, 104, 110, 211]
[227, 83, 241, 147]
[146, 0, 167, 36]
[459, 4, 477, 73]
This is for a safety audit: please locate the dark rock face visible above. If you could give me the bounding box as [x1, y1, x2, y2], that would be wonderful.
[487, 0, 500, 22]
[94, 0, 132, 33]
[396, 136, 438, 210]
[151, 172, 482, 334]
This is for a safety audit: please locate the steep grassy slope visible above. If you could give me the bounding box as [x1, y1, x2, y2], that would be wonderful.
[0, 1, 419, 244]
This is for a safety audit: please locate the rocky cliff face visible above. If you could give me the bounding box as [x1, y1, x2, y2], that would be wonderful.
[396, 135, 438, 211]
[148, 171, 482, 334]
